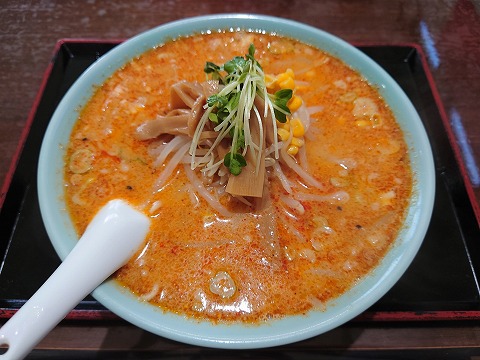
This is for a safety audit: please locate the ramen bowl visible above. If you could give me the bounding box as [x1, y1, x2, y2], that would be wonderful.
[38, 14, 435, 348]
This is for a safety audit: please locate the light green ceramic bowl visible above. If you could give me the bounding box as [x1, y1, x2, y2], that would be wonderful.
[38, 14, 435, 349]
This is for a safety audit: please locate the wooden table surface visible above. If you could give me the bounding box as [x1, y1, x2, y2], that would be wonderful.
[1, 0, 480, 357]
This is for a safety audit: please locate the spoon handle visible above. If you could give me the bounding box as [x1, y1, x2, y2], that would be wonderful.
[0, 200, 150, 360]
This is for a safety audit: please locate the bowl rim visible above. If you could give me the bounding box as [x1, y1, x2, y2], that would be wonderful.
[37, 13, 435, 349]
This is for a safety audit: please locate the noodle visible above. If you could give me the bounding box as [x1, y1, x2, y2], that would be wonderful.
[152, 135, 190, 167]
[154, 142, 190, 191]
[183, 164, 232, 217]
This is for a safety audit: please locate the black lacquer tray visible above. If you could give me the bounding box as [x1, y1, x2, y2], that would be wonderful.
[1, 41, 479, 323]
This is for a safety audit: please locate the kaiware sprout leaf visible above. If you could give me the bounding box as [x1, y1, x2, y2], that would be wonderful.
[224, 56, 247, 74]
[208, 112, 219, 124]
[224, 152, 247, 176]
[204, 61, 221, 74]
[275, 89, 293, 102]
[272, 89, 293, 123]
[246, 43, 261, 69]
[248, 43, 255, 58]
[207, 94, 228, 108]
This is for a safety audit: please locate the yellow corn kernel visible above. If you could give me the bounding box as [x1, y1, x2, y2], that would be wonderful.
[276, 73, 286, 81]
[278, 76, 295, 90]
[291, 137, 304, 148]
[355, 120, 370, 127]
[288, 95, 303, 113]
[278, 68, 294, 79]
[286, 68, 295, 78]
[265, 73, 275, 84]
[290, 118, 305, 137]
[277, 128, 291, 141]
[287, 145, 299, 156]
[267, 84, 280, 93]
[277, 120, 290, 131]
[265, 74, 276, 89]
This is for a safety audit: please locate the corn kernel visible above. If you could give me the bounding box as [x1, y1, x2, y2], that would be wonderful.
[277, 128, 291, 141]
[287, 145, 299, 156]
[290, 118, 305, 137]
[265, 74, 276, 90]
[265, 74, 275, 84]
[285, 68, 295, 79]
[288, 95, 303, 113]
[277, 121, 290, 131]
[291, 137, 304, 147]
[278, 76, 295, 90]
[276, 71, 289, 83]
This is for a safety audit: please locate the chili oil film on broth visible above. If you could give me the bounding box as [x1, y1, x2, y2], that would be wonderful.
[64, 31, 412, 323]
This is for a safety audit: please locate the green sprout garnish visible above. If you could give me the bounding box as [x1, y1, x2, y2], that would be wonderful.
[190, 44, 292, 176]
[272, 88, 293, 123]
[223, 152, 247, 176]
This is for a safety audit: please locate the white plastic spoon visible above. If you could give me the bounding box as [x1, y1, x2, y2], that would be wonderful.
[0, 199, 150, 360]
